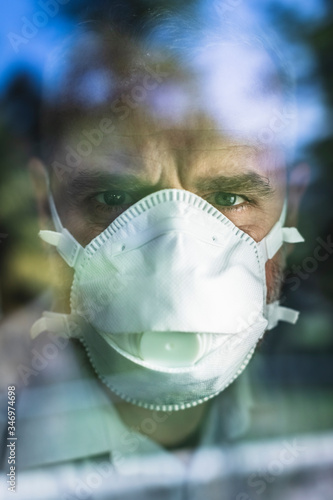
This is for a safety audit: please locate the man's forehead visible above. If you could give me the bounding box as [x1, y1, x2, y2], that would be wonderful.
[42, 20, 295, 185]
[55, 126, 284, 183]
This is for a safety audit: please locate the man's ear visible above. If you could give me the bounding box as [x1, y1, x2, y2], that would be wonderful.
[286, 162, 311, 228]
[28, 157, 52, 230]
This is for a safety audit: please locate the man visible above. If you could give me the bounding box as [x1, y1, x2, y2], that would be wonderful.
[1, 13, 309, 500]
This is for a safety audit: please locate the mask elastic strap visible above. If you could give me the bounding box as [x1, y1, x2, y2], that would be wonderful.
[39, 174, 84, 268]
[48, 189, 63, 234]
[261, 199, 304, 328]
[259, 199, 304, 262]
[266, 302, 299, 330]
[280, 198, 287, 226]
[30, 311, 82, 339]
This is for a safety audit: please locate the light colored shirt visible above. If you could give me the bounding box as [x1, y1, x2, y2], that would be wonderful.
[1, 304, 332, 500]
[0, 319, 251, 500]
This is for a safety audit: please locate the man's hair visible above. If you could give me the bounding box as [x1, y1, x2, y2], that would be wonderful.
[39, 11, 297, 169]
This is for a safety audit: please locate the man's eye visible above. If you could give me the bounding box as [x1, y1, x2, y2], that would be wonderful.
[206, 192, 246, 207]
[94, 190, 133, 206]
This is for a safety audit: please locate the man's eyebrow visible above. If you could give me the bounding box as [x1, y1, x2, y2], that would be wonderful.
[194, 172, 274, 198]
[64, 170, 273, 198]
[66, 171, 153, 196]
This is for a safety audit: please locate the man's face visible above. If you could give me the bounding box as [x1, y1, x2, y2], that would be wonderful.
[48, 117, 287, 307]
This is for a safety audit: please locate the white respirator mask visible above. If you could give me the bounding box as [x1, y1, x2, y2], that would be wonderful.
[32, 188, 304, 411]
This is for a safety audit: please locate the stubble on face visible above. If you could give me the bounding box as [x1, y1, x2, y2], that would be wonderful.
[266, 251, 286, 305]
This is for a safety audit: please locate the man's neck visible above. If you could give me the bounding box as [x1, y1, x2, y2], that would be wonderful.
[115, 400, 210, 449]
